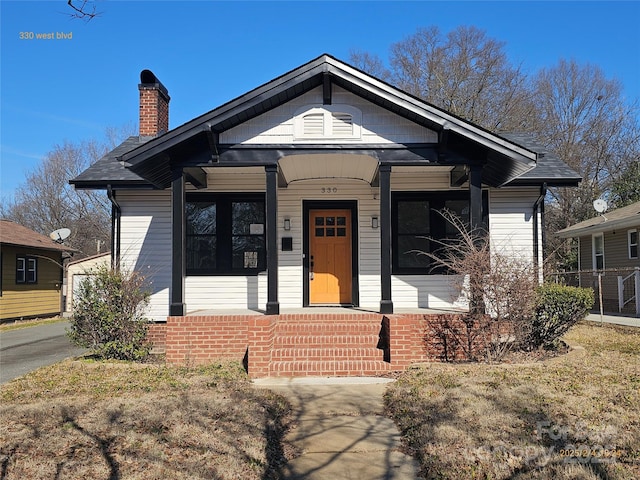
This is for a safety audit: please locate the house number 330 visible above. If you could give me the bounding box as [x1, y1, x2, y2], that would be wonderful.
[321, 187, 338, 193]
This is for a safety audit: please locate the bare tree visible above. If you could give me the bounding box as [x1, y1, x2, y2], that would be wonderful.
[348, 50, 392, 82]
[533, 60, 640, 267]
[1, 126, 134, 258]
[352, 26, 538, 132]
[66, 0, 101, 20]
[610, 158, 640, 207]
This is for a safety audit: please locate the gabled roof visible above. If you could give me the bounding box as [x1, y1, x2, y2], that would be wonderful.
[71, 54, 580, 190]
[0, 220, 76, 252]
[557, 201, 640, 238]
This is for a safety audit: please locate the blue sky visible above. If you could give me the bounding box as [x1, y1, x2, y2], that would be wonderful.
[1, 1, 639, 202]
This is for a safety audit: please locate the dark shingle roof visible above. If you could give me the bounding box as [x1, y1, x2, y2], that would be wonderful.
[0, 220, 76, 252]
[501, 133, 581, 187]
[70, 136, 153, 188]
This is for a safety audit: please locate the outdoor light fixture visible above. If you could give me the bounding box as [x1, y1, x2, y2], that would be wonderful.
[371, 216, 379, 229]
[284, 218, 291, 230]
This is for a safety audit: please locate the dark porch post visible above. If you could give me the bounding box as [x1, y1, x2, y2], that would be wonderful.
[265, 164, 279, 315]
[379, 164, 393, 314]
[170, 167, 186, 316]
[469, 163, 483, 234]
[468, 163, 484, 314]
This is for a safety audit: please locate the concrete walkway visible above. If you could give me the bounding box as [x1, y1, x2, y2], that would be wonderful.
[586, 313, 640, 328]
[254, 377, 419, 479]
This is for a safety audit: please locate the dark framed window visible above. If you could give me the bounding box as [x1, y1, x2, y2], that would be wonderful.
[16, 256, 37, 284]
[186, 194, 266, 275]
[392, 191, 489, 274]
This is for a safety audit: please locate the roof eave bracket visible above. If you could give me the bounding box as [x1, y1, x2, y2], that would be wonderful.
[205, 126, 220, 163]
[323, 73, 332, 105]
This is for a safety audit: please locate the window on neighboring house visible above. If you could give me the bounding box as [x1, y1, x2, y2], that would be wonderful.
[392, 191, 489, 274]
[16, 256, 37, 284]
[593, 234, 605, 270]
[629, 229, 638, 259]
[186, 194, 266, 275]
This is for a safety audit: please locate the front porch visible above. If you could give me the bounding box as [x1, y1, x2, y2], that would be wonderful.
[148, 308, 473, 378]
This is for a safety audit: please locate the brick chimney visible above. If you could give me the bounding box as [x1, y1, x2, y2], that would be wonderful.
[139, 70, 170, 137]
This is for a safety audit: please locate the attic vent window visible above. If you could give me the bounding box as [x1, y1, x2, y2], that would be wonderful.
[332, 113, 353, 136]
[303, 113, 325, 136]
[294, 105, 361, 141]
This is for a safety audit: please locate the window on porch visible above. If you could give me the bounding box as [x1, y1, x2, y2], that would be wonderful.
[392, 191, 488, 274]
[186, 194, 266, 275]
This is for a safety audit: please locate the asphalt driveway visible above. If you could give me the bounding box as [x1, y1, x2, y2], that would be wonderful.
[0, 320, 87, 383]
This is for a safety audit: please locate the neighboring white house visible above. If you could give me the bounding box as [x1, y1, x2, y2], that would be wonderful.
[64, 252, 111, 313]
[71, 54, 581, 323]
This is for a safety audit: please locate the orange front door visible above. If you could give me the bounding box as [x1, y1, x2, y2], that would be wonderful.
[309, 209, 352, 304]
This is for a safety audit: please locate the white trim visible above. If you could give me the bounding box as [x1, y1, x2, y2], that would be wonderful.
[577, 237, 582, 286]
[592, 233, 605, 271]
[628, 229, 638, 259]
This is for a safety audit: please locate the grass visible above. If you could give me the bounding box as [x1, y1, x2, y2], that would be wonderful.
[385, 322, 640, 480]
[0, 360, 295, 479]
[0, 316, 65, 332]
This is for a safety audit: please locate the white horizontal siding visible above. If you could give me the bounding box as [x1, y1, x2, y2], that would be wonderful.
[221, 86, 438, 145]
[185, 275, 266, 311]
[392, 275, 467, 310]
[489, 188, 540, 262]
[277, 178, 381, 309]
[204, 168, 265, 192]
[116, 179, 541, 315]
[391, 169, 457, 191]
[118, 191, 171, 322]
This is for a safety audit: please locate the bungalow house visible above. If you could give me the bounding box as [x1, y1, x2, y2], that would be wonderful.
[0, 220, 75, 321]
[557, 200, 640, 316]
[71, 54, 580, 376]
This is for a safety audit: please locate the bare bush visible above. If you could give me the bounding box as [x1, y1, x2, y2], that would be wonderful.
[425, 210, 539, 361]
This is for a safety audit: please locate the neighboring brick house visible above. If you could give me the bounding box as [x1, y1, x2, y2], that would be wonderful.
[0, 220, 75, 321]
[558, 201, 640, 316]
[71, 54, 580, 376]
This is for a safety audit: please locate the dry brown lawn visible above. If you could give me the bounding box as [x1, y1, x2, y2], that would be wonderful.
[385, 322, 640, 479]
[0, 360, 295, 479]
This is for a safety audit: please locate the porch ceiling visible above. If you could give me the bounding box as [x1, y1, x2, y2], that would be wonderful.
[278, 153, 379, 186]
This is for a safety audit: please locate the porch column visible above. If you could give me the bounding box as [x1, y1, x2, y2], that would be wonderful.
[469, 163, 483, 234]
[379, 164, 393, 314]
[170, 168, 186, 316]
[468, 163, 484, 314]
[265, 164, 279, 315]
